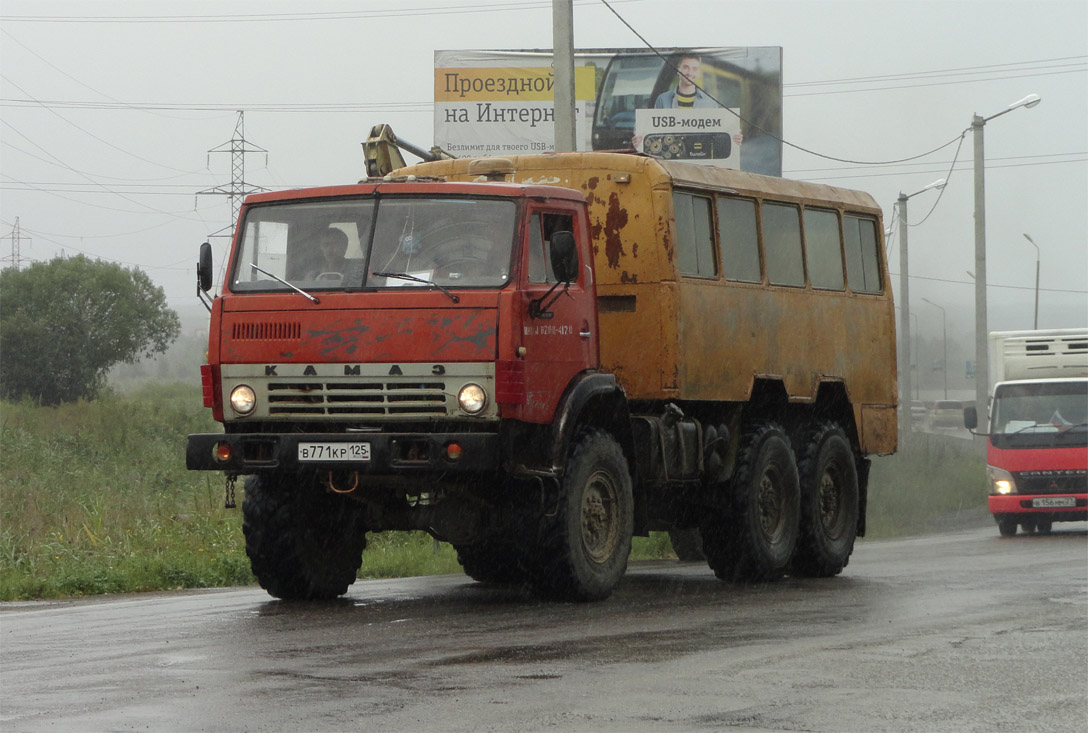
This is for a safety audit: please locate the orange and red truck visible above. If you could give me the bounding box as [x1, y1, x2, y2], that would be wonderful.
[187, 145, 897, 601]
[964, 329, 1088, 536]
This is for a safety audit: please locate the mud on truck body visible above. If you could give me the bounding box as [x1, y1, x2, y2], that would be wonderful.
[187, 151, 897, 601]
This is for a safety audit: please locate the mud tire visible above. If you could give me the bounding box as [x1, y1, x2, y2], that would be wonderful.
[668, 528, 706, 562]
[791, 423, 859, 577]
[700, 422, 799, 583]
[534, 429, 633, 601]
[454, 542, 523, 584]
[242, 472, 367, 600]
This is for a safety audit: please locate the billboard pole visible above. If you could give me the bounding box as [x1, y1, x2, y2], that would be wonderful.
[552, 0, 576, 152]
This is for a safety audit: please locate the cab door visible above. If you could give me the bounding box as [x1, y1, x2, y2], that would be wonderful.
[518, 207, 599, 423]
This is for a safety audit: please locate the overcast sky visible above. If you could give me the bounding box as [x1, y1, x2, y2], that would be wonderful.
[2, 0, 1085, 340]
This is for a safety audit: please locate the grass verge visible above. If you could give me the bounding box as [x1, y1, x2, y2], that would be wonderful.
[1, 389, 984, 601]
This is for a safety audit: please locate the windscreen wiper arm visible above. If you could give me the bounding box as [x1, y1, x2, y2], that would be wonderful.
[250, 264, 320, 304]
[373, 271, 460, 303]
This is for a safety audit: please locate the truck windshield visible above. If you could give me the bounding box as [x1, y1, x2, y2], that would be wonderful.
[991, 381, 1088, 448]
[230, 197, 516, 292]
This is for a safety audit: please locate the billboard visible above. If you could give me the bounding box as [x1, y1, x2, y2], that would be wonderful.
[435, 47, 782, 176]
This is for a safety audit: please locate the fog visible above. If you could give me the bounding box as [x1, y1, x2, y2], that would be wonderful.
[3, 0, 1085, 359]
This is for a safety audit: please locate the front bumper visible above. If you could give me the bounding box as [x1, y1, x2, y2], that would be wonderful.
[186, 431, 500, 474]
[989, 493, 1088, 517]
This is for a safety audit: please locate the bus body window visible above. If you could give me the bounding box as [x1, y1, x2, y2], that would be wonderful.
[674, 192, 717, 278]
[804, 208, 845, 291]
[717, 196, 761, 283]
[844, 214, 883, 293]
[763, 202, 805, 287]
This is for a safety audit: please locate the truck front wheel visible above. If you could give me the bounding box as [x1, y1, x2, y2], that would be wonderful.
[534, 429, 633, 601]
[242, 472, 368, 600]
[701, 422, 800, 582]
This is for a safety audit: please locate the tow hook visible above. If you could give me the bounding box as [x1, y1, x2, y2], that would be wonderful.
[327, 471, 360, 495]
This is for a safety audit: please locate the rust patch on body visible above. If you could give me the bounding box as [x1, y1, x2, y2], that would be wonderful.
[603, 192, 629, 270]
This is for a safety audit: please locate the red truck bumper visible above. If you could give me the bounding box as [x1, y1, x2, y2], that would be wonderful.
[989, 493, 1088, 522]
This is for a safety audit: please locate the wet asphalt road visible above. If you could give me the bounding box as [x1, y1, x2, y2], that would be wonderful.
[2, 523, 1086, 732]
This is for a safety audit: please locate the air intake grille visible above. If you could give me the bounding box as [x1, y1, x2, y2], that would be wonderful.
[232, 322, 302, 341]
[265, 380, 448, 416]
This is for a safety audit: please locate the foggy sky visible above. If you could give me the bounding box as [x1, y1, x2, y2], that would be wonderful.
[2, 0, 1085, 349]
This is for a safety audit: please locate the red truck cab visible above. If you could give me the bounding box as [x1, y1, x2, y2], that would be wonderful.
[970, 378, 1088, 536]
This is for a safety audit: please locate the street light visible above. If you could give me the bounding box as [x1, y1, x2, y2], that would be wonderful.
[1022, 233, 1041, 329]
[895, 178, 946, 437]
[922, 297, 948, 400]
[971, 93, 1041, 429]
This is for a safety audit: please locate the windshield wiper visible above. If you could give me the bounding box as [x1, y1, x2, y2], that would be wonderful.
[1005, 421, 1088, 436]
[373, 271, 460, 303]
[250, 264, 320, 304]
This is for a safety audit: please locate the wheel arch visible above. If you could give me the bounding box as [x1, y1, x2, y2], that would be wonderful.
[548, 371, 645, 532]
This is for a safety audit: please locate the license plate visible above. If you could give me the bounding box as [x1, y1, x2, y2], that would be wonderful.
[1032, 496, 1075, 508]
[298, 442, 371, 462]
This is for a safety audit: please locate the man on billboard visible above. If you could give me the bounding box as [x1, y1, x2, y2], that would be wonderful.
[652, 54, 716, 109]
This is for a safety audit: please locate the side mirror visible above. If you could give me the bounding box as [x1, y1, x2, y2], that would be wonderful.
[198, 242, 213, 293]
[549, 231, 579, 284]
[963, 406, 978, 431]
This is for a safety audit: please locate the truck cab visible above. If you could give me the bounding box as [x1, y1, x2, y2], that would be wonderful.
[965, 330, 1088, 536]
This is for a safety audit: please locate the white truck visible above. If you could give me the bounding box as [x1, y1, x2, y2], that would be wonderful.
[964, 329, 1088, 536]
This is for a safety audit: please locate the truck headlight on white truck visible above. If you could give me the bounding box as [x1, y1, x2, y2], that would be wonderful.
[987, 465, 1016, 495]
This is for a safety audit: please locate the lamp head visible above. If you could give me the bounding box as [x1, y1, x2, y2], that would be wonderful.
[1010, 94, 1041, 110]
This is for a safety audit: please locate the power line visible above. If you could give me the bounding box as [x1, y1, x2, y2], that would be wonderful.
[0, 0, 624, 23]
[596, 0, 967, 166]
[784, 56, 1086, 88]
[890, 270, 1087, 295]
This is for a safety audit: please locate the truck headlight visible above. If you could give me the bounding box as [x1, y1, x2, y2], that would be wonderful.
[229, 385, 256, 415]
[457, 383, 487, 414]
[986, 465, 1016, 495]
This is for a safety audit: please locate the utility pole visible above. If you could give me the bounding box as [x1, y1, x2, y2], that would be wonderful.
[0, 217, 30, 270]
[198, 111, 268, 240]
[552, 0, 576, 152]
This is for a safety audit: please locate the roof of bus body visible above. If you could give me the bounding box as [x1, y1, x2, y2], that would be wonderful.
[240, 180, 588, 206]
[395, 152, 882, 215]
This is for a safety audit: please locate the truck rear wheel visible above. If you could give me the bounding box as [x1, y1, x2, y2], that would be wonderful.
[668, 528, 705, 562]
[454, 542, 523, 584]
[791, 423, 858, 577]
[242, 472, 368, 600]
[534, 429, 633, 601]
[701, 422, 800, 582]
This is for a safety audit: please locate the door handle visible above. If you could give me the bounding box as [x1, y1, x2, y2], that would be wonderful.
[579, 329, 592, 339]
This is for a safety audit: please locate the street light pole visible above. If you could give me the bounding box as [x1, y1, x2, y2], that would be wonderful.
[971, 93, 1040, 429]
[895, 178, 945, 439]
[922, 297, 948, 400]
[1022, 233, 1041, 329]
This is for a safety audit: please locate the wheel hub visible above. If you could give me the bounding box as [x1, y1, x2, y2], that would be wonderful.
[581, 472, 619, 563]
